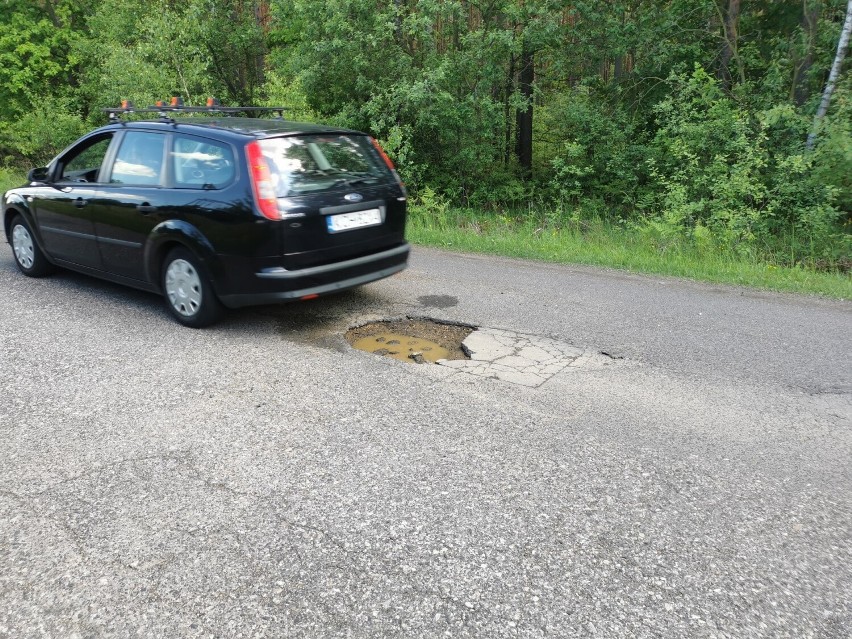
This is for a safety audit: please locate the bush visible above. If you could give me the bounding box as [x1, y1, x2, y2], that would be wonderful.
[408, 185, 453, 230]
[536, 88, 649, 212]
[361, 78, 507, 204]
[643, 66, 844, 265]
[0, 98, 87, 168]
[811, 78, 852, 215]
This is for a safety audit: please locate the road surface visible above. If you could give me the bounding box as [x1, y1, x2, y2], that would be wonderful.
[1, 244, 850, 637]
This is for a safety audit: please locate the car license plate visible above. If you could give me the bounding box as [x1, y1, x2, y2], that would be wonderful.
[326, 208, 382, 233]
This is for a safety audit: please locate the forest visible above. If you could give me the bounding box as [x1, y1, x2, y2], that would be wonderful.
[1, 0, 850, 272]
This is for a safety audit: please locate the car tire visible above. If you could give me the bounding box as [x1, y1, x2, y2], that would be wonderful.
[161, 247, 224, 328]
[10, 215, 55, 277]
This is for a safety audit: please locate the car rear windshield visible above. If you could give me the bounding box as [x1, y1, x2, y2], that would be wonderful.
[258, 134, 393, 197]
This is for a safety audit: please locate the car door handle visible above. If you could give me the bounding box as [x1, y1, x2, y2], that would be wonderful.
[73, 198, 87, 208]
[137, 203, 156, 214]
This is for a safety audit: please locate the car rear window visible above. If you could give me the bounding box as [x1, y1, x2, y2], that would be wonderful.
[258, 134, 393, 197]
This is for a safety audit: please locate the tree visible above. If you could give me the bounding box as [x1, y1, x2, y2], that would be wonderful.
[794, 1, 822, 106]
[716, 0, 744, 90]
[807, 0, 852, 149]
[0, 0, 89, 121]
[515, 39, 534, 177]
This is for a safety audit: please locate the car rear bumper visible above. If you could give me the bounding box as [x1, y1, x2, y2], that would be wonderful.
[217, 243, 410, 308]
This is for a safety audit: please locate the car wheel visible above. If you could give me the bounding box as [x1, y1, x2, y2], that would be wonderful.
[10, 215, 54, 277]
[161, 247, 223, 327]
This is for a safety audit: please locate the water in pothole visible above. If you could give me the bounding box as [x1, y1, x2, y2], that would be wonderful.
[346, 318, 474, 364]
[351, 333, 449, 363]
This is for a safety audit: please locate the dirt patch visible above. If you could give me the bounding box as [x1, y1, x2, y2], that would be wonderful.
[346, 318, 475, 363]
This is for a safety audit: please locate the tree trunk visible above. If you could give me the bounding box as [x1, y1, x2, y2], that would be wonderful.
[717, 0, 743, 90]
[794, 1, 820, 106]
[254, 0, 270, 96]
[515, 44, 534, 178]
[38, 1, 61, 28]
[505, 53, 515, 166]
[614, 8, 626, 81]
[807, 0, 852, 150]
[394, 0, 402, 43]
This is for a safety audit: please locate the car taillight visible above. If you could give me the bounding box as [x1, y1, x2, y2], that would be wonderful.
[246, 141, 281, 220]
[370, 137, 407, 194]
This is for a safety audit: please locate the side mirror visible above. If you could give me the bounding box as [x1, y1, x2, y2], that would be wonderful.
[27, 167, 50, 183]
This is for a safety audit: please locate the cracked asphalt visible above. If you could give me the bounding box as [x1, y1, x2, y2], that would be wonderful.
[1, 244, 850, 638]
[439, 328, 588, 387]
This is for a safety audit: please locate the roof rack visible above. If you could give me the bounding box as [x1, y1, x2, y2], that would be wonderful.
[103, 98, 288, 121]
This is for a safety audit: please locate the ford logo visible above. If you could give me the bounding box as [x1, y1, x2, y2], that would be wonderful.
[344, 193, 363, 203]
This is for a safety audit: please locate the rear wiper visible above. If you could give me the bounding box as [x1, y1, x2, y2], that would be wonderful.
[347, 176, 377, 186]
[332, 175, 377, 187]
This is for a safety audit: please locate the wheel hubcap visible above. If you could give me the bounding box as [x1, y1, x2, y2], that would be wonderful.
[165, 259, 202, 316]
[12, 224, 35, 269]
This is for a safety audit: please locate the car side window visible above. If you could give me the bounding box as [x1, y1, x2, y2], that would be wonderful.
[171, 135, 235, 189]
[59, 136, 113, 183]
[109, 131, 166, 186]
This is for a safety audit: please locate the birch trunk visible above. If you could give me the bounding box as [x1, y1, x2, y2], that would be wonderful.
[807, 0, 852, 150]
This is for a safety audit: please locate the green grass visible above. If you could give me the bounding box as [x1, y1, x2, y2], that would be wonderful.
[408, 207, 852, 299]
[0, 168, 25, 194]
[3, 166, 848, 298]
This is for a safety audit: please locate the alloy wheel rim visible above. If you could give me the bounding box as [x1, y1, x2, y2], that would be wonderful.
[12, 224, 35, 269]
[165, 259, 202, 316]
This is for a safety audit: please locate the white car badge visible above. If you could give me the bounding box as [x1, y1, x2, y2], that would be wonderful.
[344, 193, 363, 203]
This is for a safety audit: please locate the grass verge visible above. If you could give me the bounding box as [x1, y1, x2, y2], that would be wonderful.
[0, 168, 25, 195]
[3, 167, 848, 299]
[408, 207, 851, 299]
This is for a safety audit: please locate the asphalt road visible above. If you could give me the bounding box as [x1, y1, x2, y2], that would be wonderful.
[1, 243, 850, 638]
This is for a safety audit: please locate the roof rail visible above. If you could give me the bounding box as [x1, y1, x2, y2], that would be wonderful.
[103, 98, 288, 121]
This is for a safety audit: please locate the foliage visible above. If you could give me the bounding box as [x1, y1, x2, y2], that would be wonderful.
[77, 0, 267, 112]
[0, 0, 849, 272]
[536, 87, 649, 210]
[0, 168, 26, 195]
[0, 0, 87, 122]
[644, 66, 843, 265]
[0, 97, 88, 167]
[811, 77, 852, 213]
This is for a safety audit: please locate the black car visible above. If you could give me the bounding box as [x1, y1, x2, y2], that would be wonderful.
[2, 103, 409, 327]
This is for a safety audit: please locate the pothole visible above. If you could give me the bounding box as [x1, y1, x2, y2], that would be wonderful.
[442, 328, 588, 387]
[346, 318, 474, 364]
[347, 321, 615, 388]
